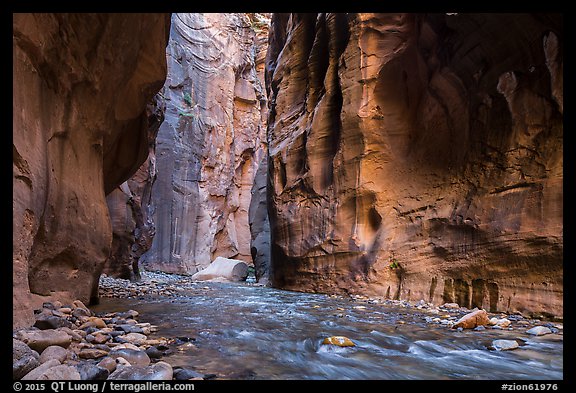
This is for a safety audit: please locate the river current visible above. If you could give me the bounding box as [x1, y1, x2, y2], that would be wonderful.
[93, 281, 563, 380]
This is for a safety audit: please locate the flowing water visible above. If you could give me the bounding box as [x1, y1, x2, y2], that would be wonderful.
[92, 281, 563, 380]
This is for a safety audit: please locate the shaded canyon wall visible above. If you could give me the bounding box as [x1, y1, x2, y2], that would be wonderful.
[265, 13, 563, 317]
[140, 13, 270, 277]
[103, 94, 164, 280]
[13, 13, 171, 328]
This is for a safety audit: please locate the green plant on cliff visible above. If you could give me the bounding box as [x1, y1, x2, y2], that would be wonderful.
[389, 254, 399, 270]
[183, 91, 192, 106]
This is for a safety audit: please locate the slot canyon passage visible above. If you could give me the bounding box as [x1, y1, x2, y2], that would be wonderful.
[12, 13, 563, 381]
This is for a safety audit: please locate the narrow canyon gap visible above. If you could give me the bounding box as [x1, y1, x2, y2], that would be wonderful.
[13, 12, 563, 332]
[102, 13, 271, 282]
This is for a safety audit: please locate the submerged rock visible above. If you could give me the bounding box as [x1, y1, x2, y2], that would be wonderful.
[492, 340, 519, 351]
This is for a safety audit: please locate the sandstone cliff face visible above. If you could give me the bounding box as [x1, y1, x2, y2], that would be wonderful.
[13, 13, 170, 328]
[103, 96, 164, 280]
[266, 13, 563, 317]
[140, 13, 269, 275]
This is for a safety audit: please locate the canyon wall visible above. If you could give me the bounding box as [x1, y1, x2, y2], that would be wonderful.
[13, 13, 171, 328]
[140, 13, 270, 276]
[265, 13, 563, 317]
[103, 95, 164, 280]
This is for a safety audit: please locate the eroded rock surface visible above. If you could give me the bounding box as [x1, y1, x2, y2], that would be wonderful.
[140, 13, 269, 275]
[265, 13, 563, 317]
[104, 95, 163, 280]
[13, 13, 171, 328]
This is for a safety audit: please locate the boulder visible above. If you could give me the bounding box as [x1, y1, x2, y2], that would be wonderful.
[17, 329, 72, 353]
[13, 338, 40, 380]
[191, 257, 249, 282]
[452, 310, 490, 329]
[78, 348, 109, 359]
[121, 333, 148, 345]
[38, 345, 71, 364]
[108, 361, 173, 380]
[76, 363, 110, 380]
[21, 359, 61, 380]
[34, 314, 73, 330]
[97, 357, 117, 373]
[526, 326, 553, 336]
[492, 339, 519, 351]
[109, 348, 151, 367]
[322, 336, 355, 347]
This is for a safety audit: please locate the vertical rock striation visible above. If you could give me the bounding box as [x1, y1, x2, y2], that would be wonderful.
[140, 13, 269, 275]
[103, 95, 164, 280]
[13, 13, 171, 328]
[265, 13, 563, 317]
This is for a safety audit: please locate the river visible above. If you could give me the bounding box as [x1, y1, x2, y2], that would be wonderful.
[92, 280, 563, 380]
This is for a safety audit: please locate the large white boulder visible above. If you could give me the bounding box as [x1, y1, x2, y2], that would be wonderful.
[191, 257, 249, 282]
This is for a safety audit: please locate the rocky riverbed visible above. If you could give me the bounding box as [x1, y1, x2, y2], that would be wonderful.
[13, 270, 563, 380]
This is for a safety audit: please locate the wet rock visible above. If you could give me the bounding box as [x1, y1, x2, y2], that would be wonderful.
[473, 326, 486, 331]
[78, 317, 107, 330]
[21, 359, 61, 380]
[441, 303, 460, 309]
[110, 343, 141, 351]
[78, 348, 109, 359]
[496, 318, 512, 328]
[488, 317, 499, 326]
[17, 329, 72, 352]
[110, 348, 151, 367]
[38, 345, 71, 364]
[34, 314, 73, 330]
[72, 300, 91, 315]
[76, 363, 109, 380]
[72, 308, 92, 318]
[526, 326, 553, 336]
[492, 340, 519, 351]
[173, 367, 204, 380]
[60, 327, 84, 342]
[122, 332, 148, 345]
[42, 302, 56, 310]
[97, 357, 117, 373]
[58, 307, 72, 314]
[117, 310, 139, 319]
[322, 336, 355, 347]
[87, 333, 110, 345]
[34, 364, 81, 380]
[115, 324, 144, 334]
[13, 338, 40, 380]
[108, 361, 173, 380]
[145, 346, 164, 359]
[452, 310, 490, 329]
